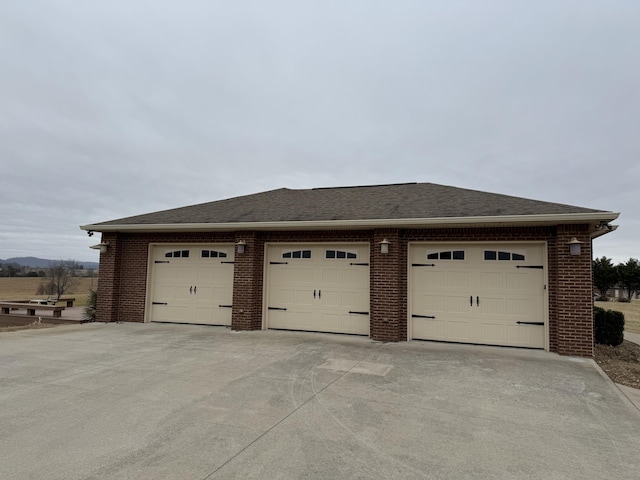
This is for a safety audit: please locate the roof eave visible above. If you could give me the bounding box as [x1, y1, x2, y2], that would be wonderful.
[80, 211, 620, 234]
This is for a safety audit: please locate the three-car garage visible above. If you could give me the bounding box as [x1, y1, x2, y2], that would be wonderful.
[145, 240, 547, 349]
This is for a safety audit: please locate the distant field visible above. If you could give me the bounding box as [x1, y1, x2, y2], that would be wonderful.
[596, 299, 640, 335]
[0, 277, 97, 307]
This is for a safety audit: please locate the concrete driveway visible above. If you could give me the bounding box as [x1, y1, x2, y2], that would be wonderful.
[1, 323, 639, 480]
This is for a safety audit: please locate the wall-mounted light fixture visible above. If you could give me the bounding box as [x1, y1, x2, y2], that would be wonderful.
[89, 242, 109, 254]
[567, 237, 583, 256]
[379, 238, 390, 254]
[236, 240, 247, 254]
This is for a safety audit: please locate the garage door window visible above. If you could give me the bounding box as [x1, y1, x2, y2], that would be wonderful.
[201, 250, 228, 258]
[283, 250, 312, 259]
[427, 250, 465, 260]
[325, 250, 357, 259]
[484, 250, 525, 261]
[165, 250, 190, 258]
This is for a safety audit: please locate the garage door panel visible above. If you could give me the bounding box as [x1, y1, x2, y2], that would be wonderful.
[174, 287, 192, 302]
[416, 294, 445, 313]
[342, 268, 368, 285]
[153, 285, 176, 301]
[340, 290, 365, 309]
[149, 245, 234, 326]
[479, 297, 504, 316]
[266, 244, 370, 335]
[447, 321, 471, 341]
[270, 310, 315, 330]
[319, 290, 340, 307]
[294, 268, 314, 284]
[174, 267, 193, 283]
[150, 305, 172, 322]
[479, 272, 504, 290]
[171, 305, 192, 322]
[413, 319, 445, 340]
[447, 295, 473, 314]
[480, 322, 504, 341]
[153, 267, 175, 283]
[505, 272, 541, 292]
[506, 324, 545, 347]
[194, 306, 215, 324]
[192, 285, 214, 304]
[446, 271, 470, 289]
[320, 312, 369, 335]
[196, 267, 215, 283]
[321, 268, 342, 284]
[506, 298, 533, 317]
[416, 270, 445, 287]
[212, 286, 233, 305]
[411, 243, 546, 349]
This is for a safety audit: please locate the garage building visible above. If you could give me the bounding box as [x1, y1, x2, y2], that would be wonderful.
[81, 183, 619, 357]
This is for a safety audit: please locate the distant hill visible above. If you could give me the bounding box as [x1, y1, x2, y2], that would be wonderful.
[0, 257, 99, 269]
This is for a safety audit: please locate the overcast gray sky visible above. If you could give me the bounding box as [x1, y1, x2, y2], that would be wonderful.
[1, 1, 638, 264]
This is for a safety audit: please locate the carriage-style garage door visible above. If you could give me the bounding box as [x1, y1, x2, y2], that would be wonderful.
[148, 244, 234, 325]
[266, 243, 370, 335]
[410, 243, 546, 348]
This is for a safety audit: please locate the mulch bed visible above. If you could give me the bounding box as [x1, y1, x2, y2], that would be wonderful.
[594, 340, 640, 389]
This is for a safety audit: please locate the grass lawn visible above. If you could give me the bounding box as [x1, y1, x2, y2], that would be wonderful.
[596, 299, 640, 334]
[0, 277, 97, 307]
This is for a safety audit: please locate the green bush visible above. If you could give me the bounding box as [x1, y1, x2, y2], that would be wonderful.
[594, 306, 625, 346]
[83, 289, 97, 322]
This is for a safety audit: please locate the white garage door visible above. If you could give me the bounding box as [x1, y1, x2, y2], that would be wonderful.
[410, 243, 546, 348]
[149, 245, 234, 325]
[266, 244, 370, 335]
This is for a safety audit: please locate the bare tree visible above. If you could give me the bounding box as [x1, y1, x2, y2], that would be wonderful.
[40, 260, 80, 300]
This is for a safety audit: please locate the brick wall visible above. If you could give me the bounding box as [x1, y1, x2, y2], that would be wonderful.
[95, 224, 595, 357]
[95, 232, 120, 323]
[554, 225, 593, 357]
[232, 232, 264, 330]
[371, 229, 402, 342]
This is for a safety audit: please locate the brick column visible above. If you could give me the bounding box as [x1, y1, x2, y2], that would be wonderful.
[231, 232, 264, 331]
[370, 229, 403, 342]
[96, 232, 121, 323]
[555, 225, 593, 357]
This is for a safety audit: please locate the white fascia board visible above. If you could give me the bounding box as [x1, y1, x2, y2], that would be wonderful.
[80, 211, 620, 233]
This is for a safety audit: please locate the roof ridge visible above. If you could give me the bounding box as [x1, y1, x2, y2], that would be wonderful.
[311, 182, 418, 191]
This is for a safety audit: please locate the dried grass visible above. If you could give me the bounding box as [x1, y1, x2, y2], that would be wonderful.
[597, 299, 640, 334]
[0, 277, 97, 307]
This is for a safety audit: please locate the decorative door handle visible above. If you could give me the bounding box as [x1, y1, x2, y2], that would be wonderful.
[194, 286, 197, 294]
[314, 289, 316, 299]
[476, 296, 480, 307]
[190, 286, 193, 294]
[470, 296, 473, 307]
[318, 290, 321, 299]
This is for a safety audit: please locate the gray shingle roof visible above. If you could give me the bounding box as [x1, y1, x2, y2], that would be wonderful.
[90, 183, 610, 227]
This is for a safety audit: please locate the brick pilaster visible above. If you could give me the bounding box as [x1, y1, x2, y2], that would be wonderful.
[96, 233, 120, 323]
[555, 225, 593, 357]
[231, 232, 264, 331]
[371, 229, 403, 341]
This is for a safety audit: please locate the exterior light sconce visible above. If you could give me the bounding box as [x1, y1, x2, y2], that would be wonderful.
[568, 237, 583, 256]
[379, 238, 390, 254]
[89, 242, 110, 254]
[236, 240, 247, 254]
